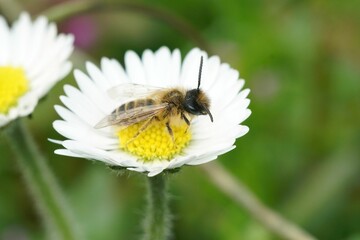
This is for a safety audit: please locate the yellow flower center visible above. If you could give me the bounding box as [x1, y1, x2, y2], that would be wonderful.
[117, 119, 191, 161]
[0, 66, 29, 114]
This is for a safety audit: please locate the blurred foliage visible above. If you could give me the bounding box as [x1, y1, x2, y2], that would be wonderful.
[1, 0, 360, 239]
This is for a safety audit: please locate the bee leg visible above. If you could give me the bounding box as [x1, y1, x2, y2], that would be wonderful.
[166, 121, 175, 143]
[181, 113, 191, 133]
[125, 117, 154, 145]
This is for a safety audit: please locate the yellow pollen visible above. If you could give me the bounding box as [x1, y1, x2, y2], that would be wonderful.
[0, 66, 29, 114]
[117, 119, 191, 161]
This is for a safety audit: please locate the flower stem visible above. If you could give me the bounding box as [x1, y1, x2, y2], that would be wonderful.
[143, 174, 171, 240]
[201, 162, 317, 240]
[40, 0, 211, 53]
[3, 120, 82, 240]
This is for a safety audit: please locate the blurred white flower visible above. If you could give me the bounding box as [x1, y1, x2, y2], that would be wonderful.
[52, 47, 251, 176]
[0, 12, 74, 127]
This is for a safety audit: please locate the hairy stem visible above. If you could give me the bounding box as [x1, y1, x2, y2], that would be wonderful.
[142, 174, 171, 240]
[3, 120, 82, 240]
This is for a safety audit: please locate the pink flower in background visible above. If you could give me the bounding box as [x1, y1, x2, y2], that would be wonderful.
[61, 16, 98, 49]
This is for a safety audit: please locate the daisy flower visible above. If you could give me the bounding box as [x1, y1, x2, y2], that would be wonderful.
[52, 47, 251, 176]
[0, 12, 74, 127]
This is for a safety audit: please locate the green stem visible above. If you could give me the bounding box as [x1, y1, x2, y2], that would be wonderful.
[3, 120, 82, 240]
[40, 0, 211, 53]
[201, 162, 317, 240]
[143, 174, 171, 240]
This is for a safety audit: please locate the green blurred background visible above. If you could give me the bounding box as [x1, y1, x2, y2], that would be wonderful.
[1, 0, 360, 239]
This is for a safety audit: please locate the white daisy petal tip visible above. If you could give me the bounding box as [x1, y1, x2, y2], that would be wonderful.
[52, 47, 251, 177]
[0, 12, 74, 128]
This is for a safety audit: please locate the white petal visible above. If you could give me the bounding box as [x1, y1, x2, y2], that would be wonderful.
[61, 85, 104, 125]
[101, 58, 126, 86]
[200, 55, 221, 91]
[142, 50, 157, 84]
[24, 16, 48, 69]
[169, 49, 181, 86]
[53, 120, 117, 149]
[186, 146, 235, 166]
[54, 149, 83, 158]
[125, 50, 147, 85]
[153, 47, 173, 87]
[0, 16, 10, 65]
[180, 48, 204, 89]
[24, 22, 57, 77]
[62, 140, 119, 165]
[74, 70, 114, 113]
[10, 12, 32, 66]
[147, 168, 167, 177]
[86, 61, 111, 90]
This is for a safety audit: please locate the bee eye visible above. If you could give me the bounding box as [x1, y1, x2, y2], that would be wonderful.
[184, 89, 203, 115]
[185, 101, 199, 114]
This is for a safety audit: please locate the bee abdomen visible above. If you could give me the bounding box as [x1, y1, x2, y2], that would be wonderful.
[134, 99, 155, 108]
[114, 99, 156, 114]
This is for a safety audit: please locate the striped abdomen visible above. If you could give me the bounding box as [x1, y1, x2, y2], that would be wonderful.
[113, 99, 156, 114]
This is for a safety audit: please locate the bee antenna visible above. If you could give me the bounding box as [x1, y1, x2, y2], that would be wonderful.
[197, 56, 203, 90]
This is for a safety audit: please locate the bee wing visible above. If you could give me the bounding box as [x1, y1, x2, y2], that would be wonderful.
[94, 103, 168, 129]
[107, 83, 164, 101]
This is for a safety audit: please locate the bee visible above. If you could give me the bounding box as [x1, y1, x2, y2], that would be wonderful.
[95, 56, 213, 142]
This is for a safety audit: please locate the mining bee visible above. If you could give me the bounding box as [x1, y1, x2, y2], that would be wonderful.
[95, 56, 213, 141]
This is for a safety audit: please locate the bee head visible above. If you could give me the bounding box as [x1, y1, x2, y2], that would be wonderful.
[183, 56, 213, 122]
[184, 89, 213, 122]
